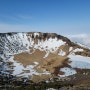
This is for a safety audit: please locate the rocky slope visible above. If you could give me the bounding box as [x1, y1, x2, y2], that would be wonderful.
[0, 32, 90, 82]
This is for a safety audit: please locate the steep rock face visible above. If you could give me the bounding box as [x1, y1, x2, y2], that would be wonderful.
[0, 32, 90, 82]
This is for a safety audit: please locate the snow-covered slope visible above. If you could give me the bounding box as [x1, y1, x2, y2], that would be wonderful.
[0, 32, 90, 82]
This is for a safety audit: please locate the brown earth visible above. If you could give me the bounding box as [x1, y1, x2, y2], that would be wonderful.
[14, 49, 46, 66]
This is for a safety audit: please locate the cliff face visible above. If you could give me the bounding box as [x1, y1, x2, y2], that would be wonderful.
[0, 32, 90, 82]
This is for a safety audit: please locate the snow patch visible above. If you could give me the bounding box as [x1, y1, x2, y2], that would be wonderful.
[46, 88, 56, 90]
[68, 55, 90, 69]
[35, 38, 66, 52]
[33, 62, 39, 65]
[34, 32, 39, 38]
[59, 67, 76, 77]
[43, 51, 49, 58]
[73, 48, 83, 52]
[69, 47, 73, 52]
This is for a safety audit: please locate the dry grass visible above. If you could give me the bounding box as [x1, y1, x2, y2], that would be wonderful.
[14, 49, 46, 66]
[32, 74, 50, 83]
[42, 53, 67, 73]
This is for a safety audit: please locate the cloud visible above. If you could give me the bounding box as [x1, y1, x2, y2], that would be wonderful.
[67, 34, 90, 47]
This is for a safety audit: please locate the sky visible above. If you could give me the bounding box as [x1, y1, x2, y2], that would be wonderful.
[0, 0, 90, 34]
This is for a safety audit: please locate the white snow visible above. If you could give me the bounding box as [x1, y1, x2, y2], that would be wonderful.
[58, 49, 66, 56]
[36, 38, 66, 52]
[17, 33, 30, 49]
[68, 55, 90, 69]
[33, 62, 39, 65]
[69, 47, 73, 52]
[46, 88, 56, 90]
[59, 67, 76, 77]
[43, 51, 49, 58]
[34, 32, 39, 38]
[73, 48, 83, 52]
